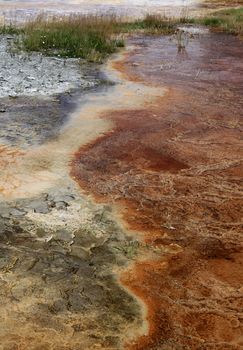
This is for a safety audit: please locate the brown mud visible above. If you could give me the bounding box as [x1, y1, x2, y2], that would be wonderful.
[72, 30, 243, 349]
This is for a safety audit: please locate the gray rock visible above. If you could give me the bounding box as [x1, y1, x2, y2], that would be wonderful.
[69, 246, 90, 259]
[26, 200, 50, 214]
[52, 194, 75, 204]
[9, 208, 26, 217]
[0, 210, 11, 219]
[55, 201, 68, 210]
[55, 229, 73, 242]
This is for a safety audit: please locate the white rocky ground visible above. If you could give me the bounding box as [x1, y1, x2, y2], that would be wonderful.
[0, 35, 95, 98]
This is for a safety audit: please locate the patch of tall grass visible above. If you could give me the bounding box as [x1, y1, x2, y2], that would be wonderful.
[200, 7, 243, 35]
[0, 25, 22, 35]
[119, 14, 182, 34]
[14, 14, 179, 61]
[21, 15, 124, 62]
[135, 14, 176, 34]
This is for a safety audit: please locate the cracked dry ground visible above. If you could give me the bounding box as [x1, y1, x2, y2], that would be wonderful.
[72, 32, 243, 349]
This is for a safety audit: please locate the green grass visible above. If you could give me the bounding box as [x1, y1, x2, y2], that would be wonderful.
[200, 7, 243, 34]
[119, 15, 184, 34]
[0, 25, 22, 35]
[8, 14, 179, 62]
[202, 17, 223, 26]
[133, 15, 176, 34]
[20, 15, 124, 62]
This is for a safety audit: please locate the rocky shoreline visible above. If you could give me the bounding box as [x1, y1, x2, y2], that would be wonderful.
[0, 32, 145, 348]
[0, 33, 110, 149]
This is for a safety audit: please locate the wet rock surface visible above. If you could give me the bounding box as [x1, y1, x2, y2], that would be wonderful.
[0, 94, 72, 147]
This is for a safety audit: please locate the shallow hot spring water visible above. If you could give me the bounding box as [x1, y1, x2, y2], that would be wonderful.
[0, 11, 242, 349]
